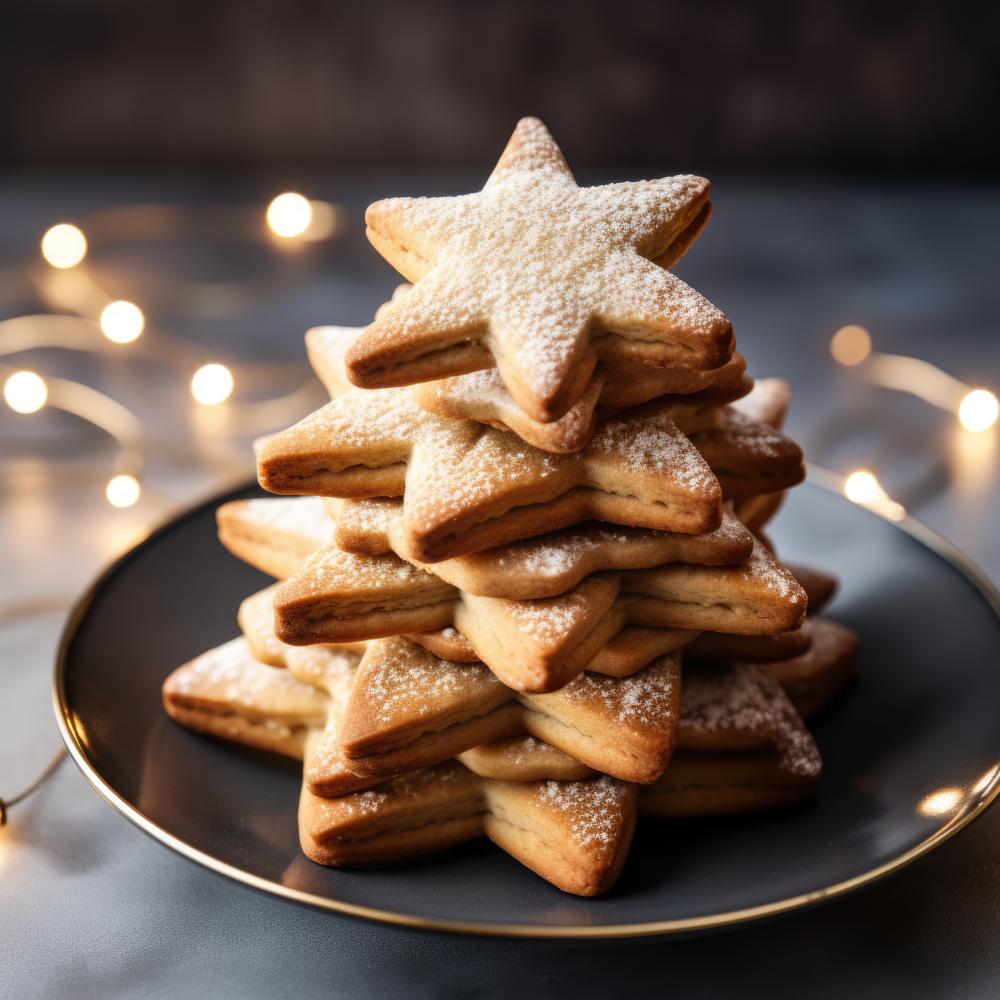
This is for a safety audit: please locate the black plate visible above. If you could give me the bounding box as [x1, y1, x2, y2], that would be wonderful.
[55, 473, 1000, 938]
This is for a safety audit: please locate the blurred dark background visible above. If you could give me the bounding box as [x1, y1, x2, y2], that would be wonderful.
[4, 0, 999, 175]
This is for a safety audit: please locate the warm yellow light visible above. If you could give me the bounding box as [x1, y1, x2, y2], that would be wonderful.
[106, 473, 141, 508]
[41, 223, 87, 269]
[4, 371, 48, 414]
[918, 787, 963, 817]
[843, 468, 906, 521]
[266, 192, 313, 238]
[844, 469, 880, 504]
[830, 325, 872, 366]
[99, 300, 145, 344]
[958, 389, 999, 433]
[191, 363, 234, 405]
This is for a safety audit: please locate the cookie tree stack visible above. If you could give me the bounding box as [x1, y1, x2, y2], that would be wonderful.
[162, 118, 859, 896]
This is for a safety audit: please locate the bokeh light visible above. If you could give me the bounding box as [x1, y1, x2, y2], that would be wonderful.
[100, 300, 145, 344]
[844, 469, 879, 504]
[191, 363, 234, 405]
[4, 371, 48, 414]
[106, 474, 141, 508]
[843, 468, 906, 521]
[266, 193, 313, 238]
[958, 389, 999, 433]
[41, 223, 88, 269]
[830, 325, 872, 366]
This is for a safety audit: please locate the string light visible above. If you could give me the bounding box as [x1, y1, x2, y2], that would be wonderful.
[843, 469, 906, 521]
[832, 326, 997, 434]
[191, 363, 234, 405]
[843, 470, 879, 504]
[41, 224, 88, 269]
[830, 325, 872, 366]
[958, 389, 999, 433]
[4, 371, 48, 414]
[99, 301, 145, 344]
[266, 193, 313, 239]
[105, 473, 141, 508]
[1, 195, 346, 831]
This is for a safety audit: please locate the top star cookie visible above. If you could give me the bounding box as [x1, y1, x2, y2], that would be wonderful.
[348, 117, 734, 423]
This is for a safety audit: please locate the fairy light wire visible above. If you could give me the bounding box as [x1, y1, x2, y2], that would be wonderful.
[0, 195, 343, 835]
[0, 747, 68, 827]
[829, 325, 998, 433]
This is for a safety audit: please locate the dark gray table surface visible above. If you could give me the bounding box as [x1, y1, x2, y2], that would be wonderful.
[1, 173, 998, 999]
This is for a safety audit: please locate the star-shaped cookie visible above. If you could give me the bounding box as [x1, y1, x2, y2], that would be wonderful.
[258, 386, 723, 562]
[348, 117, 734, 422]
[307, 323, 750, 454]
[641, 662, 822, 817]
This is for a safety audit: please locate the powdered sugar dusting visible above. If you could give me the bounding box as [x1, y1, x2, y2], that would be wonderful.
[698, 407, 796, 461]
[284, 645, 360, 692]
[590, 409, 717, 490]
[363, 116, 729, 404]
[166, 638, 328, 721]
[287, 544, 439, 598]
[744, 542, 801, 600]
[731, 377, 791, 429]
[239, 497, 332, 543]
[535, 775, 631, 846]
[502, 587, 596, 642]
[357, 639, 500, 725]
[560, 656, 678, 726]
[680, 663, 821, 778]
[323, 762, 472, 820]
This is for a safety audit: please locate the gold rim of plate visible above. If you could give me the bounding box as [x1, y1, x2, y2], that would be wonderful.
[52, 463, 1000, 939]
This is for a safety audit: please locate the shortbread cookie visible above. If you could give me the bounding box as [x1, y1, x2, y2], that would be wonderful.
[217, 496, 333, 578]
[238, 585, 366, 666]
[274, 536, 805, 691]
[730, 377, 791, 430]
[339, 636, 680, 783]
[786, 564, 838, 614]
[408, 358, 750, 455]
[163, 631, 384, 799]
[258, 388, 723, 561]
[725, 377, 795, 520]
[683, 563, 837, 663]
[689, 406, 805, 500]
[238, 603, 598, 792]
[595, 352, 752, 414]
[162, 638, 329, 758]
[641, 661, 821, 816]
[456, 735, 594, 782]
[309, 324, 750, 455]
[374, 293, 753, 413]
[330, 496, 753, 598]
[481, 775, 637, 896]
[299, 762, 484, 866]
[675, 661, 819, 761]
[349, 116, 733, 423]
[306, 322, 753, 452]
[404, 621, 696, 679]
[219, 499, 800, 691]
[639, 750, 818, 817]
[411, 371, 725, 454]
[685, 626, 812, 664]
[757, 617, 859, 718]
[299, 765, 636, 896]
[305, 325, 359, 400]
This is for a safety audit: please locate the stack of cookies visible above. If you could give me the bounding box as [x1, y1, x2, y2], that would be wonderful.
[163, 119, 859, 896]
